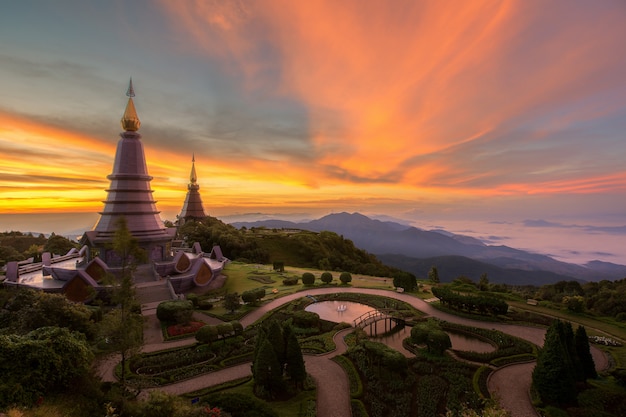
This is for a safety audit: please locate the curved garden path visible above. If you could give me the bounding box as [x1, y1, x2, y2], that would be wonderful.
[100, 287, 610, 417]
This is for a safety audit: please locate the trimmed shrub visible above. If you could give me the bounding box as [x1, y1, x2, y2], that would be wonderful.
[302, 272, 315, 285]
[196, 325, 219, 343]
[156, 300, 194, 323]
[339, 272, 352, 284]
[217, 322, 235, 338]
[231, 321, 244, 335]
[242, 288, 266, 304]
[283, 277, 299, 285]
[320, 271, 333, 284]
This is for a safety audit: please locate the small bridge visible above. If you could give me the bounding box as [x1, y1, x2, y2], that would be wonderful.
[353, 309, 404, 335]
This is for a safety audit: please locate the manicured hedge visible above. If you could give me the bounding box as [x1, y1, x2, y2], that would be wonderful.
[156, 300, 194, 323]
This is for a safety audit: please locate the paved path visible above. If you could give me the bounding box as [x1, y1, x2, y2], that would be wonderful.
[100, 286, 610, 417]
[488, 362, 538, 417]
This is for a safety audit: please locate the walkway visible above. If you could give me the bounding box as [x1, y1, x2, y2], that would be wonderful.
[100, 287, 610, 417]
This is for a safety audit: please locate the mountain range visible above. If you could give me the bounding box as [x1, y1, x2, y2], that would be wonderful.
[231, 212, 626, 285]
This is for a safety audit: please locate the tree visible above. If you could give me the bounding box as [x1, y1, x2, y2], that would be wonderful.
[3, 289, 95, 339]
[410, 324, 430, 346]
[273, 261, 285, 272]
[393, 272, 417, 291]
[320, 271, 333, 284]
[0, 245, 24, 262]
[575, 325, 597, 380]
[99, 217, 146, 391]
[339, 272, 352, 285]
[284, 325, 306, 387]
[267, 320, 286, 366]
[428, 266, 440, 283]
[478, 273, 489, 291]
[428, 329, 452, 355]
[44, 233, 77, 255]
[532, 320, 577, 406]
[24, 244, 42, 262]
[253, 336, 284, 398]
[223, 292, 240, 313]
[563, 295, 585, 313]
[0, 327, 93, 408]
[410, 320, 451, 355]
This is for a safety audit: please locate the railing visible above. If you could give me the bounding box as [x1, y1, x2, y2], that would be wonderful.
[353, 308, 401, 328]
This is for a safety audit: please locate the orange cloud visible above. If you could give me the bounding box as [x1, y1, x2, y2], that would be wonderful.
[159, 0, 626, 199]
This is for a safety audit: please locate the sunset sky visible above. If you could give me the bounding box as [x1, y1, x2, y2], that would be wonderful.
[1, 1, 625, 264]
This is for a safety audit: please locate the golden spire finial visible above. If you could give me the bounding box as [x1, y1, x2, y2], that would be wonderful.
[190, 153, 198, 184]
[121, 78, 141, 131]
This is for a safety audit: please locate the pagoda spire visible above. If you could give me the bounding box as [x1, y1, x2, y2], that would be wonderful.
[179, 154, 207, 223]
[190, 153, 198, 184]
[121, 78, 141, 131]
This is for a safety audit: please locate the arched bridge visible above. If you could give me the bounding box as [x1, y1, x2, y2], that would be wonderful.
[353, 309, 405, 334]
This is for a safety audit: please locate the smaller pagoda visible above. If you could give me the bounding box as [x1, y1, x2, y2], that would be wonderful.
[178, 154, 207, 226]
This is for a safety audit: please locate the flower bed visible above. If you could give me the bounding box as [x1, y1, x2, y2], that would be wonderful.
[167, 321, 205, 337]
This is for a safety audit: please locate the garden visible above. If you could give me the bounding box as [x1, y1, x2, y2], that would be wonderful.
[332, 317, 539, 417]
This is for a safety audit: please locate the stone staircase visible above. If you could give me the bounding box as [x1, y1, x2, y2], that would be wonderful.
[135, 281, 173, 306]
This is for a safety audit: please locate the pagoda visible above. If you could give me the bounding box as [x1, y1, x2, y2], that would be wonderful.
[178, 154, 207, 226]
[83, 79, 174, 264]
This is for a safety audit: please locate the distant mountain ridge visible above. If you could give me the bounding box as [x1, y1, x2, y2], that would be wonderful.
[231, 212, 626, 284]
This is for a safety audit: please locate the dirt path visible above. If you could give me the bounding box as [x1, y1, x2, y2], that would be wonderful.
[99, 286, 610, 417]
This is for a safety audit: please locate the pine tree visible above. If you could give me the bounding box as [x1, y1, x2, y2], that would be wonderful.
[532, 320, 577, 405]
[428, 266, 440, 283]
[251, 327, 266, 381]
[284, 325, 306, 387]
[254, 337, 283, 398]
[559, 321, 580, 380]
[575, 325, 597, 380]
[267, 320, 286, 368]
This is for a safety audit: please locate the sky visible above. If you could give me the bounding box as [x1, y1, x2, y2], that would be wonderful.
[0, 0, 625, 265]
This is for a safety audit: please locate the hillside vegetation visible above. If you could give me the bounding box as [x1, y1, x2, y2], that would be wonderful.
[179, 217, 413, 279]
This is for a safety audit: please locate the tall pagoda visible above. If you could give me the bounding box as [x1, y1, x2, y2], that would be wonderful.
[83, 79, 174, 264]
[178, 154, 207, 226]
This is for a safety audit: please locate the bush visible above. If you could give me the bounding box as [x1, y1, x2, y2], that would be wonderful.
[292, 310, 320, 328]
[207, 392, 279, 417]
[340, 272, 352, 284]
[302, 272, 315, 285]
[187, 293, 199, 307]
[231, 321, 244, 335]
[242, 288, 266, 304]
[321, 271, 333, 284]
[283, 277, 299, 285]
[217, 322, 235, 338]
[196, 325, 219, 344]
[156, 300, 194, 323]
